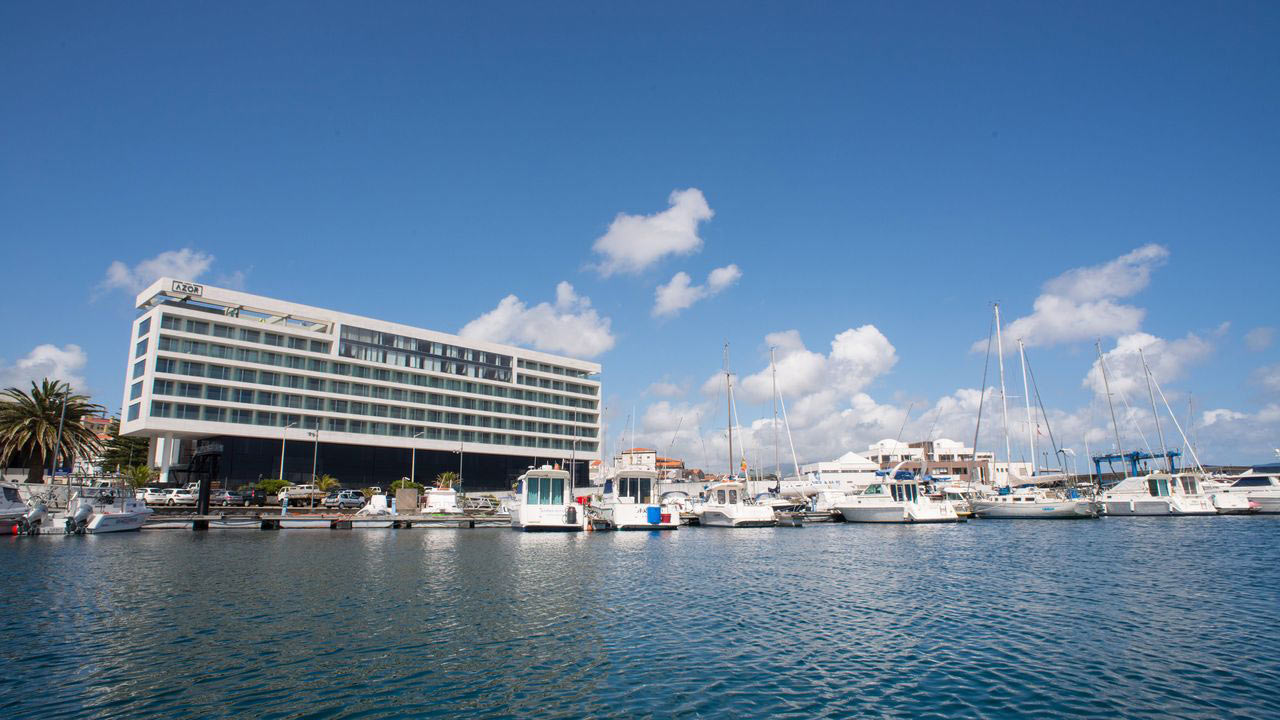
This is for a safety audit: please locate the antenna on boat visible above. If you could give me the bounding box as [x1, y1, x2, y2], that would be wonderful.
[1139, 348, 1172, 473]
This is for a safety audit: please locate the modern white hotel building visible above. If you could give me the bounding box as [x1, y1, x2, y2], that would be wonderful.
[120, 279, 602, 492]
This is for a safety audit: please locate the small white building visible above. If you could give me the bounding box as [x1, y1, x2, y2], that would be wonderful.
[613, 447, 657, 471]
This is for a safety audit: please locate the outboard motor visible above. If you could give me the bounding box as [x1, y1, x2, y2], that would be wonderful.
[18, 502, 47, 535]
[66, 503, 92, 535]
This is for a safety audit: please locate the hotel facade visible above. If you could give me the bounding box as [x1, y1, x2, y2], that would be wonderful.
[120, 279, 602, 492]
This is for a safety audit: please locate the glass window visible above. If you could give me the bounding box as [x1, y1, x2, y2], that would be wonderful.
[133, 359, 146, 378]
[728, 489, 738, 504]
[155, 358, 175, 373]
[129, 381, 142, 400]
[153, 379, 174, 395]
[203, 406, 225, 422]
[137, 318, 151, 337]
[239, 329, 260, 343]
[205, 386, 226, 401]
[550, 477, 564, 505]
[716, 489, 726, 504]
[264, 333, 283, 347]
[127, 403, 139, 421]
[213, 324, 234, 338]
[185, 320, 209, 335]
[528, 476, 542, 505]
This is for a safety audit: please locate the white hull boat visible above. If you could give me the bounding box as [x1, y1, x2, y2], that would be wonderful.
[971, 488, 1099, 519]
[1101, 473, 1218, 516]
[597, 470, 678, 530]
[694, 481, 776, 527]
[279, 516, 334, 529]
[1211, 473, 1279, 514]
[510, 468, 583, 531]
[65, 490, 153, 534]
[835, 480, 963, 524]
[422, 487, 463, 514]
[351, 519, 395, 529]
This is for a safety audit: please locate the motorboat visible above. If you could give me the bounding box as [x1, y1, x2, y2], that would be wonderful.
[834, 479, 963, 523]
[1100, 473, 1218, 516]
[596, 470, 678, 530]
[970, 486, 1099, 519]
[1, 481, 31, 524]
[64, 487, 153, 534]
[510, 467, 584, 531]
[1210, 472, 1280, 514]
[353, 493, 397, 527]
[422, 486, 463, 514]
[694, 481, 776, 527]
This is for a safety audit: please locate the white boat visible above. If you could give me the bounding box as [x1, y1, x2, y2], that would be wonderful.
[1100, 473, 1218, 516]
[354, 493, 397, 527]
[597, 470, 678, 530]
[279, 516, 333, 529]
[970, 486, 1099, 519]
[422, 486, 463, 514]
[510, 467, 584, 531]
[695, 481, 776, 527]
[64, 488, 153, 534]
[834, 479, 963, 523]
[1211, 472, 1280, 513]
[0, 481, 31, 524]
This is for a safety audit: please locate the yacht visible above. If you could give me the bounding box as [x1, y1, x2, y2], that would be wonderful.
[970, 486, 1099, 519]
[510, 467, 584, 531]
[1211, 472, 1280, 514]
[64, 487, 153, 534]
[1100, 473, 1217, 516]
[597, 470, 678, 530]
[834, 478, 963, 523]
[695, 481, 776, 527]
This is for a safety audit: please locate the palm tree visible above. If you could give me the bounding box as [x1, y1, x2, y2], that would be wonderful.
[434, 471, 459, 489]
[316, 474, 340, 492]
[0, 379, 105, 484]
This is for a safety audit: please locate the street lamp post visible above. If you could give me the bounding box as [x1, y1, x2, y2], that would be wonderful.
[410, 431, 424, 485]
[279, 422, 296, 486]
[309, 429, 320, 482]
[457, 439, 464, 496]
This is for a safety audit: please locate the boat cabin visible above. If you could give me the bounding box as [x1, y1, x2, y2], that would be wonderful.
[518, 470, 570, 507]
[606, 470, 658, 504]
[858, 482, 923, 502]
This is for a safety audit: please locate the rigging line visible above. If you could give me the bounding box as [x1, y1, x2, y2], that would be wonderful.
[971, 311, 995, 488]
[1148, 371, 1207, 475]
[1098, 350, 1156, 458]
[1023, 350, 1061, 463]
[895, 402, 915, 444]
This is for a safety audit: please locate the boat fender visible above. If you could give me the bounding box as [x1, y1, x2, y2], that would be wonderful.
[566, 505, 577, 525]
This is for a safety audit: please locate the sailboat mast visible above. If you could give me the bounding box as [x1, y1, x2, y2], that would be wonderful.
[993, 304, 1012, 482]
[1140, 348, 1172, 473]
[772, 347, 779, 486]
[724, 343, 733, 478]
[1018, 339, 1036, 476]
[1097, 340, 1125, 471]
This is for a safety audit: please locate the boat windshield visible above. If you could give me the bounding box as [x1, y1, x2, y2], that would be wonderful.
[728, 489, 738, 504]
[2, 486, 20, 503]
[1146, 477, 1171, 497]
[716, 489, 726, 504]
[1179, 477, 1199, 494]
[1232, 477, 1274, 488]
[525, 475, 565, 506]
[889, 484, 919, 502]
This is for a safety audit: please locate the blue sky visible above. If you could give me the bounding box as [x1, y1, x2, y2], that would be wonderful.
[2, 1, 1277, 466]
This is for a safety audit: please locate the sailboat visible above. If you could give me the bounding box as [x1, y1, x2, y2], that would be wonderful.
[694, 345, 776, 528]
[970, 313, 1098, 520]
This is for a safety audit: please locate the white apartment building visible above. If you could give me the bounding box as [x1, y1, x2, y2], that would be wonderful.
[865, 438, 1031, 485]
[121, 278, 602, 490]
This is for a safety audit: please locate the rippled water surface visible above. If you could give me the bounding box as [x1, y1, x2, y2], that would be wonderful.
[3, 517, 1279, 718]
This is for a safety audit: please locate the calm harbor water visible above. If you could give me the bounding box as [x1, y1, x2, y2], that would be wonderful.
[3, 517, 1278, 719]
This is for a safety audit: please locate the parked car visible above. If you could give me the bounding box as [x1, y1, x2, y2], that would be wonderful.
[163, 487, 198, 506]
[279, 484, 326, 504]
[210, 490, 243, 506]
[239, 488, 267, 507]
[142, 486, 170, 504]
[322, 489, 365, 509]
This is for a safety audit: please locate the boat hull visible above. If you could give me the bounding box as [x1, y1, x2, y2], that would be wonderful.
[1102, 499, 1216, 516]
[971, 499, 1098, 519]
[85, 512, 149, 533]
[837, 503, 963, 524]
[698, 508, 776, 527]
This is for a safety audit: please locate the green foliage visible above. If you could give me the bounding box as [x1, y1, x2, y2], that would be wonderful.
[101, 419, 150, 473]
[389, 478, 424, 492]
[361, 487, 379, 498]
[0, 379, 106, 483]
[316, 474, 340, 492]
[121, 465, 157, 490]
[255, 477, 292, 495]
[434, 471, 459, 489]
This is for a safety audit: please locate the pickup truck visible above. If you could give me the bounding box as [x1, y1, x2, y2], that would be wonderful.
[279, 484, 326, 505]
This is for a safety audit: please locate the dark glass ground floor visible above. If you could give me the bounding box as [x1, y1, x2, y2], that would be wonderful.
[170, 436, 589, 493]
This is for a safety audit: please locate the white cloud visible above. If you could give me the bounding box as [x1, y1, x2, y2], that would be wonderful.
[978, 244, 1169, 351]
[592, 188, 714, 276]
[0, 344, 89, 392]
[99, 248, 216, 294]
[646, 381, 687, 398]
[1255, 364, 1280, 394]
[1083, 331, 1213, 399]
[1245, 326, 1275, 352]
[652, 264, 741, 317]
[458, 281, 615, 358]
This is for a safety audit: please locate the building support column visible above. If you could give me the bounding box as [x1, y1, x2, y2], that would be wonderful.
[157, 434, 178, 483]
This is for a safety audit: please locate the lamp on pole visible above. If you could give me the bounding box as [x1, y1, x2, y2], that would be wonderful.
[456, 438, 464, 496]
[279, 422, 296, 485]
[309, 429, 320, 482]
[410, 431, 424, 485]
[570, 438, 579, 488]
